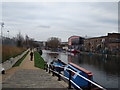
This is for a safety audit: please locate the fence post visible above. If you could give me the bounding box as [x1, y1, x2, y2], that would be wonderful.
[49, 66, 51, 73]
[68, 70, 72, 89]
[52, 70, 55, 76]
[52, 66, 55, 76]
[58, 67, 61, 81]
[44, 62, 46, 70]
[88, 75, 92, 90]
[46, 64, 48, 72]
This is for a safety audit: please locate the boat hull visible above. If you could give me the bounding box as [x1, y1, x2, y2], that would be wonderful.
[64, 63, 93, 88]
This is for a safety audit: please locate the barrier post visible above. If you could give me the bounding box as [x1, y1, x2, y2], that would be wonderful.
[88, 75, 92, 90]
[44, 62, 46, 70]
[49, 67, 51, 73]
[52, 66, 55, 76]
[46, 64, 48, 72]
[48, 64, 51, 73]
[68, 70, 72, 89]
[58, 67, 61, 81]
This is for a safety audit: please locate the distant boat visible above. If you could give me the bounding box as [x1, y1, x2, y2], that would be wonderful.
[70, 49, 80, 53]
[88, 52, 93, 56]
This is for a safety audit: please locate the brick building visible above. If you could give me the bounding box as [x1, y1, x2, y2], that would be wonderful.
[68, 36, 84, 51]
[84, 33, 120, 54]
[84, 36, 108, 52]
[107, 33, 120, 54]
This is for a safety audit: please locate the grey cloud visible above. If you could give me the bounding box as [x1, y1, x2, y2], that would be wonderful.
[37, 25, 51, 28]
[2, 2, 118, 42]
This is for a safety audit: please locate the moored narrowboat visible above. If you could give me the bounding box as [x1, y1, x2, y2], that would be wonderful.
[64, 62, 93, 88]
[70, 49, 80, 53]
[48, 61, 105, 90]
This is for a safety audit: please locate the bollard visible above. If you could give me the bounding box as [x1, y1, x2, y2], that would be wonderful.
[1, 68, 5, 74]
[68, 70, 72, 89]
[2, 70, 5, 74]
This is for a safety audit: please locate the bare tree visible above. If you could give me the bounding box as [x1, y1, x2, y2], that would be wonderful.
[47, 37, 61, 50]
[24, 35, 30, 47]
[16, 32, 24, 47]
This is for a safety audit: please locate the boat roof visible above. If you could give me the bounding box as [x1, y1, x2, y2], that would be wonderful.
[69, 62, 93, 76]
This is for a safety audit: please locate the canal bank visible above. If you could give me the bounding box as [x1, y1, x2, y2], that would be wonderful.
[79, 51, 120, 57]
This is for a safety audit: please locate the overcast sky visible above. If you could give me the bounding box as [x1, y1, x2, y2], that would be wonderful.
[1, 2, 118, 42]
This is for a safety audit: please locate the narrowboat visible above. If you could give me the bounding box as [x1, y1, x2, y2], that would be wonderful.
[50, 59, 66, 72]
[50, 61, 105, 89]
[64, 62, 93, 88]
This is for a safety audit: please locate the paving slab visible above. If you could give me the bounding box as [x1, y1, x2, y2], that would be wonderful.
[2, 69, 66, 88]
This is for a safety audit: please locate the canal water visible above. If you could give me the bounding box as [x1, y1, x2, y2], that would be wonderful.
[42, 50, 120, 89]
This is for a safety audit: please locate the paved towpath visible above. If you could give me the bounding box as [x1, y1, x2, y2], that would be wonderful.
[2, 50, 67, 89]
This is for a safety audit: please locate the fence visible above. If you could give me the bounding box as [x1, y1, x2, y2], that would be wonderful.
[2, 37, 17, 46]
[2, 49, 29, 70]
[44, 63, 106, 90]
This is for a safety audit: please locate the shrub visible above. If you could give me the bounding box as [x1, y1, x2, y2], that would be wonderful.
[2, 44, 27, 63]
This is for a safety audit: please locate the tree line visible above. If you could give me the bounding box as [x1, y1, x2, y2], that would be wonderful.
[2, 32, 39, 48]
[2, 32, 62, 49]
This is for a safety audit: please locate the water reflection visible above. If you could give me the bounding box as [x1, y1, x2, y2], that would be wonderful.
[68, 53, 120, 88]
[42, 50, 120, 89]
[68, 53, 119, 75]
[46, 53, 59, 59]
[42, 50, 60, 64]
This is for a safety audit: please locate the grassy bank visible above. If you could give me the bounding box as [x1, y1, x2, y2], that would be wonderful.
[2, 45, 27, 62]
[13, 51, 29, 67]
[34, 51, 45, 69]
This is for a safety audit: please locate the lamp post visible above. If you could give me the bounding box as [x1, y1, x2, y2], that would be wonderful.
[1, 22, 4, 38]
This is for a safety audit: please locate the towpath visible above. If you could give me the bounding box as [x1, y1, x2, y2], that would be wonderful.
[2, 51, 67, 89]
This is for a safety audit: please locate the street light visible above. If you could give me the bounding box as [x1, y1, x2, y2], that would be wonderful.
[1, 22, 4, 38]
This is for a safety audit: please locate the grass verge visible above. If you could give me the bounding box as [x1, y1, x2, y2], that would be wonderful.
[13, 51, 29, 67]
[34, 51, 45, 69]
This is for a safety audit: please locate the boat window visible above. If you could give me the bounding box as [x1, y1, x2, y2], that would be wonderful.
[68, 66, 77, 72]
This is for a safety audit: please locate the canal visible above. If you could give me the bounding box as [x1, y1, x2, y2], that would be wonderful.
[42, 50, 120, 89]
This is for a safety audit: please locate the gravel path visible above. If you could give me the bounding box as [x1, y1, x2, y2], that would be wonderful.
[2, 51, 66, 89]
[19, 51, 38, 70]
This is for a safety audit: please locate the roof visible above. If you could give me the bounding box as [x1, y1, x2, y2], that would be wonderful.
[84, 36, 107, 40]
[68, 36, 84, 40]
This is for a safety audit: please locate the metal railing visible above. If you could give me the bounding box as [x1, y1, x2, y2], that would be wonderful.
[44, 63, 106, 90]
